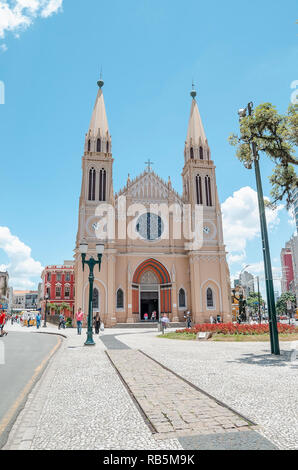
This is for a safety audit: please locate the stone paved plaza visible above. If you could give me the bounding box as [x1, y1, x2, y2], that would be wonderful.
[3, 323, 297, 450]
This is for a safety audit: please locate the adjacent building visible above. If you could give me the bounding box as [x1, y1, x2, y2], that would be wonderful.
[280, 235, 298, 301]
[239, 271, 255, 298]
[41, 261, 75, 317]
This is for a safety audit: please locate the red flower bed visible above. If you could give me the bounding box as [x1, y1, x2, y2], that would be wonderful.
[176, 322, 297, 336]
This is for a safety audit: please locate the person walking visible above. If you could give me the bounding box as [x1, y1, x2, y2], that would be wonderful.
[75, 308, 84, 335]
[58, 312, 65, 330]
[161, 314, 170, 334]
[0, 310, 7, 337]
[94, 312, 101, 334]
[151, 310, 156, 322]
[36, 312, 41, 329]
[184, 310, 192, 328]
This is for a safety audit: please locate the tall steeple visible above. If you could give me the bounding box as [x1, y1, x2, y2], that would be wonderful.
[184, 85, 210, 162]
[85, 76, 111, 155]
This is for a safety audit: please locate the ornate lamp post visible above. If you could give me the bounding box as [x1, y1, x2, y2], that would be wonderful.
[43, 293, 49, 328]
[79, 242, 105, 346]
[238, 102, 280, 355]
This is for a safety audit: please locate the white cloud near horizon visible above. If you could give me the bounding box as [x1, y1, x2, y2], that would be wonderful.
[0, 0, 63, 48]
[222, 186, 283, 265]
[0, 226, 43, 290]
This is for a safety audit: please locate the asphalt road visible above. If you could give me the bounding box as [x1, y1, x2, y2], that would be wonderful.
[0, 331, 60, 449]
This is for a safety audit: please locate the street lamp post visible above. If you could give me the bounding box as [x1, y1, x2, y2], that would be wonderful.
[238, 102, 280, 355]
[79, 242, 105, 346]
[43, 294, 49, 328]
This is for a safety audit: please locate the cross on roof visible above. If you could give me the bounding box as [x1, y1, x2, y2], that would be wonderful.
[145, 159, 154, 172]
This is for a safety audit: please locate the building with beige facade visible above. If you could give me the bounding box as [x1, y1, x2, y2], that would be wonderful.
[74, 79, 232, 326]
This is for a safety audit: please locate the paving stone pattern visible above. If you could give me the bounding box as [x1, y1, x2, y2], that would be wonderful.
[107, 350, 253, 439]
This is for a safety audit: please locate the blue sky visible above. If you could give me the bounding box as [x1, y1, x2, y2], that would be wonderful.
[0, 0, 297, 295]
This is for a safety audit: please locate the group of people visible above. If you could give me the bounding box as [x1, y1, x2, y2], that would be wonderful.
[74, 308, 104, 335]
[143, 310, 157, 321]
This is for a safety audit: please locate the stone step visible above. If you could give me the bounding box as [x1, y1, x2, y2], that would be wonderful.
[114, 322, 185, 329]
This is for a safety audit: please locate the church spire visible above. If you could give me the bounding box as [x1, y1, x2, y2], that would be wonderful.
[184, 84, 210, 162]
[85, 76, 111, 155]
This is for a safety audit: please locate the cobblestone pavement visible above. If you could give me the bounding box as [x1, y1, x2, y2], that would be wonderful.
[116, 331, 298, 450]
[3, 326, 290, 450]
[4, 329, 182, 450]
[107, 350, 253, 439]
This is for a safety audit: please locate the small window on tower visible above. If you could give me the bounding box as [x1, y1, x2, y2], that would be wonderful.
[106, 141, 109, 153]
[88, 140, 91, 152]
[97, 138, 101, 152]
[199, 146, 203, 160]
[190, 147, 194, 159]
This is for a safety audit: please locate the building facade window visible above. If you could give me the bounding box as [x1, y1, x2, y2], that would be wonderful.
[190, 147, 194, 159]
[196, 175, 203, 205]
[65, 286, 70, 298]
[88, 139, 91, 152]
[46, 287, 51, 298]
[207, 288, 214, 308]
[205, 176, 212, 206]
[65, 272, 70, 282]
[93, 288, 99, 310]
[179, 288, 186, 308]
[106, 141, 109, 153]
[55, 286, 61, 298]
[56, 273, 62, 282]
[47, 273, 51, 282]
[99, 169, 106, 202]
[88, 167, 96, 201]
[116, 288, 124, 309]
[199, 146, 203, 160]
[97, 138, 101, 152]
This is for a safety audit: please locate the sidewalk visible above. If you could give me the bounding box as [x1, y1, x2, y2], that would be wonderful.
[3, 325, 296, 450]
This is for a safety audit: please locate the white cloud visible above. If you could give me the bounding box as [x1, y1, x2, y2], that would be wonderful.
[0, 226, 43, 289]
[0, 0, 63, 42]
[222, 186, 283, 265]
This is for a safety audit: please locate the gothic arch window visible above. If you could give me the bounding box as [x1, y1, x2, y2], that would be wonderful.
[93, 288, 99, 310]
[88, 167, 96, 201]
[205, 176, 212, 206]
[116, 288, 124, 309]
[179, 288, 186, 309]
[88, 139, 91, 152]
[97, 138, 101, 152]
[106, 141, 109, 153]
[190, 147, 194, 159]
[199, 146, 203, 160]
[196, 175, 203, 205]
[99, 168, 106, 201]
[207, 287, 214, 308]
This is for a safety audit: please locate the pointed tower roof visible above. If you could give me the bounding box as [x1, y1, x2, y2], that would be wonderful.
[88, 79, 109, 137]
[186, 87, 207, 146]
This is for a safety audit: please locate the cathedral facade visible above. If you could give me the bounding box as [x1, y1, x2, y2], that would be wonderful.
[74, 79, 232, 326]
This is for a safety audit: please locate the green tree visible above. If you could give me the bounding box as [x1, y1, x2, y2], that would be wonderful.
[246, 292, 264, 313]
[229, 103, 298, 209]
[276, 292, 296, 315]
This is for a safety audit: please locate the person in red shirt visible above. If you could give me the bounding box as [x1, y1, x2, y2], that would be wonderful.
[75, 308, 84, 335]
[0, 310, 8, 337]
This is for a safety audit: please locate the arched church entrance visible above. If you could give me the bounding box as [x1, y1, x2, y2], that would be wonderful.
[132, 259, 172, 321]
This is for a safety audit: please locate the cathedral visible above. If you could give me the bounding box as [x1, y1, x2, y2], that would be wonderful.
[74, 78, 232, 326]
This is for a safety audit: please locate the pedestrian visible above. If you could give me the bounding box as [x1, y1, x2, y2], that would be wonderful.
[210, 315, 214, 324]
[36, 312, 41, 329]
[161, 314, 170, 334]
[184, 310, 191, 328]
[0, 310, 8, 337]
[144, 312, 148, 321]
[58, 312, 65, 330]
[94, 312, 101, 334]
[27, 313, 31, 327]
[75, 308, 84, 335]
[151, 310, 156, 322]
